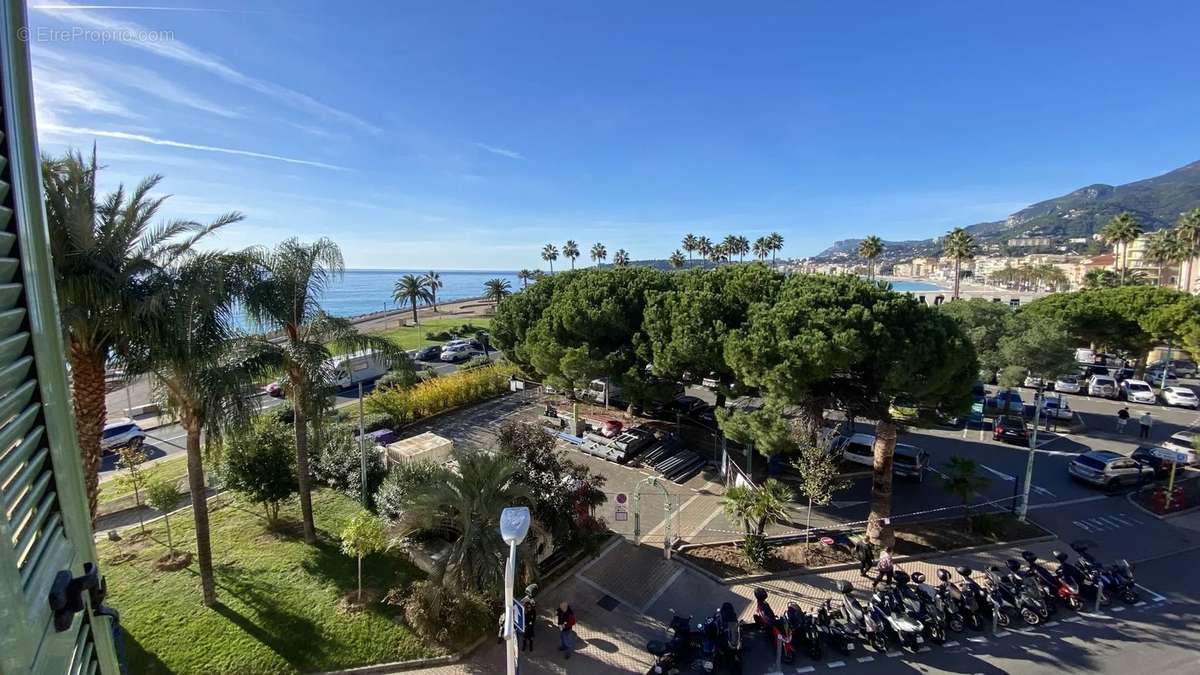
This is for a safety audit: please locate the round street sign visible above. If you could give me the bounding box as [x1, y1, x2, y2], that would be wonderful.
[820, 536, 835, 546]
[616, 493, 627, 504]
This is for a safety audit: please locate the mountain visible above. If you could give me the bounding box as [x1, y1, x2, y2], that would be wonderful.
[815, 159, 1200, 258]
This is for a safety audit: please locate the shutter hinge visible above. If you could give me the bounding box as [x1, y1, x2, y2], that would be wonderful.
[48, 561, 106, 632]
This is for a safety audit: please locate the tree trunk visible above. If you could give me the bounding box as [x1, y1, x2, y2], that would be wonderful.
[804, 496, 814, 563]
[866, 419, 898, 547]
[293, 391, 318, 544]
[432, 289, 438, 312]
[164, 515, 173, 555]
[134, 485, 145, 534]
[410, 299, 418, 325]
[67, 340, 106, 525]
[790, 398, 825, 448]
[953, 259, 962, 299]
[183, 416, 217, 606]
[357, 555, 363, 603]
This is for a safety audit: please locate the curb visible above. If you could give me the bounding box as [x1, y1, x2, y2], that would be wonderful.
[1124, 486, 1200, 521]
[679, 533, 1057, 585]
[1131, 542, 1200, 566]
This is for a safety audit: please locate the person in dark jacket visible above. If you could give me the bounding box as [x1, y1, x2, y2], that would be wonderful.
[854, 537, 875, 578]
[556, 601, 576, 659]
[521, 591, 537, 652]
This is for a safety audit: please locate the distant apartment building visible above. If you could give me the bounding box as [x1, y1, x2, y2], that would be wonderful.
[891, 261, 914, 277]
[1007, 236, 1054, 247]
[1117, 234, 1186, 289]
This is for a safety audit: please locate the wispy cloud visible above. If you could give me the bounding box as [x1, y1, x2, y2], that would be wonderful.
[41, 124, 351, 171]
[474, 142, 525, 160]
[32, 60, 140, 122]
[33, 2, 378, 133]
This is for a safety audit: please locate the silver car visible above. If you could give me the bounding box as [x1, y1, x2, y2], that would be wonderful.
[1068, 450, 1154, 489]
[100, 419, 147, 455]
[1087, 375, 1118, 399]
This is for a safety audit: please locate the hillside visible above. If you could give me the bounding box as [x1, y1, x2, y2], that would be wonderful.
[816, 159, 1200, 258]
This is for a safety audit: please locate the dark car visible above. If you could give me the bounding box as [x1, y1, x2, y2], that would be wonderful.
[415, 345, 442, 361]
[1130, 446, 1172, 479]
[993, 415, 1029, 444]
[1080, 364, 1110, 378]
[1112, 367, 1136, 383]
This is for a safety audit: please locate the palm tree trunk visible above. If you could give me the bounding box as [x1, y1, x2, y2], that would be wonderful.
[431, 289, 438, 312]
[953, 258, 962, 299]
[410, 298, 418, 325]
[68, 340, 106, 525]
[183, 415, 217, 606]
[1121, 243, 1129, 284]
[293, 392, 318, 544]
[866, 419, 898, 547]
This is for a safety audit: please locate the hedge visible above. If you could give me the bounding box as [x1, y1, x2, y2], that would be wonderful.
[365, 362, 518, 424]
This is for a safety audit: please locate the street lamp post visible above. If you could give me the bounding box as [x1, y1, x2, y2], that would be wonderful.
[1018, 384, 1043, 522]
[500, 507, 531, 675]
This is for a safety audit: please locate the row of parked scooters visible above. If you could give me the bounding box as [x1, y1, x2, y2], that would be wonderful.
[645, 543, 1137, 674]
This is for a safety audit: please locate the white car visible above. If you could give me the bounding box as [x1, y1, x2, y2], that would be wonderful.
[836, 433, 929, 481]
[1121, 379, 1156, 404]
[1087, 375, 1118, 399]
[1163, 431, 1198, 465]
[1053, 375, 1081, 394]
[1041, 396, 1074, 421]
[1161, 386, 1199, 409]
[439, 344, 474, 362]
[100, 419, 147, 455]
[1023, 375, 1044, 389]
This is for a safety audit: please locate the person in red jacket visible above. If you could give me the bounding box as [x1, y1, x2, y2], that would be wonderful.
[556, 600, 576, 659]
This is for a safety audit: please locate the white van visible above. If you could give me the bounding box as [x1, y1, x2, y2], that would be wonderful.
[325, 349, 389, 389]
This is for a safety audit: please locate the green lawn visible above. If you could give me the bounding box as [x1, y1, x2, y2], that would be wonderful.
[97, 489, 435, 674]
[368, 316, 492, 351]
[98, 454, 190, 504]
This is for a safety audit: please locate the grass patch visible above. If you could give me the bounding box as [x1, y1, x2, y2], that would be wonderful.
[368, 317, 492, 351]
[98, 454, 190, 504]
[684, 514, 1049, 578]
[98, 489, 436, 674]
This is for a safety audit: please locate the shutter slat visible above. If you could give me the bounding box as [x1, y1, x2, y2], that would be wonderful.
[0, 257, 15, 284]
[1, 433, 45, 512]
[0, 307, 26, 340]
[0, 354, 33, 395]
[87, 659, 98, 675]
[0, 283, 20, 311]
[13, 489, 56, 565]
[0, 331, 29, 364]
[69, 620, 91, 675]
[0, 228, 12, 257]
[77, 637, 94, 675]
[0, 406, 40, 478]
[9, 468, 51, 534]
[18, 514, 60, 588]
[0, 379, 36, 424]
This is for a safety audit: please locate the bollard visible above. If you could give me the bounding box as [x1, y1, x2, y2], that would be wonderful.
[1094, 579, 1103, 613]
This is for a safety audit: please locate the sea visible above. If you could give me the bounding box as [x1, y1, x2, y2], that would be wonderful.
[304, 270, 944, 320]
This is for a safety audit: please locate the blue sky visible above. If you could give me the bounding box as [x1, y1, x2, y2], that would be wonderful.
[29, 1, 1200, 269]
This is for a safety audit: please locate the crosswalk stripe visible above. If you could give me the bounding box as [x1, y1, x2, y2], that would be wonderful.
[856, 656, 874, 663]
[827, 661, 846, 669]
[943, 640, 960, 647]
[796, 667, 815, 674]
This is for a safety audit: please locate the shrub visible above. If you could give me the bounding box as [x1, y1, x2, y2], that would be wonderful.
[334, 409, 395, 433]
[375, 460, 448, 522]
[221, 416, 298, 526]
[341, 510, 389, 604]
[377, 369, 421, 391]
[312, 425, 387, 505]
[145, 477, 182, 556]
[365, 362, 519, 424]
[402, 580, 493, 647]
[458, 355, 492, 371]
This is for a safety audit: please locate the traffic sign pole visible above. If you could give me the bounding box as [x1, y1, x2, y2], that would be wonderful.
[1165, 461, 1177, 510]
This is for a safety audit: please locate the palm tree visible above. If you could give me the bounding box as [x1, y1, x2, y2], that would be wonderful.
[398, 451, 532, 593]
[424, 271, 443, 311]
[562, 240, 580, 270]
[668, 250, 686, 269]
[720, 479, 793, 566]
[393, 274, 433, 324]
[590, 242, 607, 265]
[939, 456, 990, 532]
[857, 235, 884, 280]
[133, 251, 267, 606]
[696, 236, 714, 261]
[768, 231, 784, 263]
[1144, 229, 1184, 288]
[517, 269, 533, 288]
[1175, 208, 1200, 293]
[41, 148, 234, 521]
[1100, 212, 1143, 284]
[613, 249, 631, 267]
[484, 278, 513, 303]
[943, 227, 977, 299]
[682, 233, 699, 261]
[721, 235, 740, 263]
[243, 238, 409, 544]
[753, 236, 770, 261]
[735, 235, 750, 262]
[541, 243, 559, 273]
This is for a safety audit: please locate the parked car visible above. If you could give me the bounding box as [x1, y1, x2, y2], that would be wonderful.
[1145, 367, 1177, 384]
[101, 419, 147, 455]
[1130, 446, 1173, 479]
[1068, 450, 1154, 489]
[1080, 364, 1110, 379]
[1087, 375, 1118, 399]
[264, 381, 284, 397]
[1120, 379, 1156, 404]
[987, 390, 1024, 413]
[1161, 386, 1199, 409]
[1041, 395, 1074, 421]
[439, 344, 475, 362]
[1053, 374, 1081, 394]
[1149, 359, 1197, 378]
[1163, 431, 1199, 465]
[992, 415, 1029, 444]
[836, 434, 928, 481]
[1023, 375, 1044, 389]
[414, 345, 442, 361]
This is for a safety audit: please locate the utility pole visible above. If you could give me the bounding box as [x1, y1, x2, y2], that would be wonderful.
[358, 382, 367, 508]
[1018, 384, 1043, 522]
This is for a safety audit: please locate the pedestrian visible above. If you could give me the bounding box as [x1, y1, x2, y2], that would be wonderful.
[854, 537, 875, 578]
[521, 585, 538, 653]
[497, 611, 505, 644]
[873, 546, 895, 588]
[1116, 406, 1129, 433]
[556, 600, 576, 659]
[1139, 411, 1153, 439]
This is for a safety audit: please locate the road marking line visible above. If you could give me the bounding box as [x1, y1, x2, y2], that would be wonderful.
[1079, 612, 1107, 619]
[966, 636, 988, 643]
[1112, 606, 1126, 613]
[1134, 601, 1146, 607]
[918, 646, 932, 653]
[639, 568, 684, 613]
[1029, 495, 1108, 510]
[1072, 520, 1094, 532]
[995, 630, 1011, 637]
[885, 650, 902, 657]
[981, 464, 1017, 481]
[796, 668, 815, 674]
[1063, 616, 1083, 623]
[943, 640, 960, 648]
[856, 656, 874, 663]
[1136, 584, 1166, 602]
[1044, 620, 1060, 627]
[827, 661, 845, 669]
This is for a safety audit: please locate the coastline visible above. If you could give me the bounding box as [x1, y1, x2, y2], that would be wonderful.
[877, 275, 1049, 301]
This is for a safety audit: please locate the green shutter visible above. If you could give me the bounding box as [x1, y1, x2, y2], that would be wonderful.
[0, 2, 119, 673]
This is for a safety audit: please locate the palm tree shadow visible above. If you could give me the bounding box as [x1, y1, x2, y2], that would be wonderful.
[125, 630, 177, 675]
[213, 565, 330, 669]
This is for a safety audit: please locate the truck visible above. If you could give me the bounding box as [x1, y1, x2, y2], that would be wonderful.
[325, 349, 390, 389]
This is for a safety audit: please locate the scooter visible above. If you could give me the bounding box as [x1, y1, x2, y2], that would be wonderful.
[951, 567, 989, 630]
[647, 610, 696, 675]
[1003, 559, 1053, 619]
[907, 571, 948, 643]
[989, 564, 1046, 625]
[715, 602, 743, 674]
[785, 602, 822, 660]
[816, 599, 854, 656]
[1022, 551, 1083, 611]
[835, 580, 886, 651]
[982, 570, 1020, 628]
[1054, 550, 1112, 607]
[752, 588, 779, 644]
[1073, 543, 1138, 604]
[932, 569, 969, 633]
[870, 587, 925, 652]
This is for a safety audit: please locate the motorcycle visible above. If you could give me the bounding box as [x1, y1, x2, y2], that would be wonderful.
[906, 571, 948, 643]
[1054, 550, 1112, 607]
[647, 610, 696, 675]
[982, 569, 1021, 628]
[932, 569, 968, 633]
[752, 588, 778, 642]
[951, 566, 989, 631]
[870, 587, 925, 652]
[714, 603, 743, 675]
[835, 580, 886, 651]
[989, 564, 1046, 625]
[785, 602, 822, 660]
[1022, 551, 1083, 611]
[816, 599, 854, 656]
[1073, 543, 1138, 604]
[1003, 559, 1053, 618]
